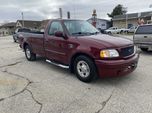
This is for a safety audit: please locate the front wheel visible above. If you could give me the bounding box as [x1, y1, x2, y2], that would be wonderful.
[25, 45, 36, 61]
[107, 32, 111, 34]
[74, 55, 97, 82]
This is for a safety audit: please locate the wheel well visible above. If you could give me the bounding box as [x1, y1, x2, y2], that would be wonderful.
[70, 53, 95, 73]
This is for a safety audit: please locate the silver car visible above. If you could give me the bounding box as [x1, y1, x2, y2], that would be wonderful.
[133, 24, 152, 51]
[129, 26, 137, 33]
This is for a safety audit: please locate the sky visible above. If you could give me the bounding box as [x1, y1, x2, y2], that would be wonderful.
[0, 0, 152, 23]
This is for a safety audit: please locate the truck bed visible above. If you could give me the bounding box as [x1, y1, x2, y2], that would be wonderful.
[20, 31, 44, 38]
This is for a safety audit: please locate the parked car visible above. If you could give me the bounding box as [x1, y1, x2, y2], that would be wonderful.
[119, 28, 130, 33]
[128, 26, 137, 33]
[18, 19, 139, 82]
[134, 24, 152, 52]
[97, 28, 105, 34]
[105, 27, 121, 34]
[105, 27, 129, 34]
[13, 28, 31, 42]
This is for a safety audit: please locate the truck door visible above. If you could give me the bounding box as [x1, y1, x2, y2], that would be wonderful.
[44, 21, 69, 64]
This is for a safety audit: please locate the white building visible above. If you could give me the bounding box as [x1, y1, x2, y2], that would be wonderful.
[0, 22, 16, 36]
[16, 20, 41, 30]
[87, 18, 111, 31]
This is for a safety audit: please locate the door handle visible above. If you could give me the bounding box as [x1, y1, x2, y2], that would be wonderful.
[144, 36, 148, 38]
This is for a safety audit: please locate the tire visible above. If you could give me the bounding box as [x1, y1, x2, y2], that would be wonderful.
[74, 55, 97, 82]
[108, 32, 111, 34]
[120, 30, 123, 34]
[140, 48, 148, 52]
[13, 37, 16, 42]
[25, 45, 36, 61]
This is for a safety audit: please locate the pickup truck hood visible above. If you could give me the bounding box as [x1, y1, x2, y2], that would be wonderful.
[78, 34, 133, 48]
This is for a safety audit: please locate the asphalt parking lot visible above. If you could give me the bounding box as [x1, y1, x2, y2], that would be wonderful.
[0, 35, 152, 113]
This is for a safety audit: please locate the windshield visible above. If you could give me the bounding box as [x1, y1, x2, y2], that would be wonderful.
[64, 20, 100, 36]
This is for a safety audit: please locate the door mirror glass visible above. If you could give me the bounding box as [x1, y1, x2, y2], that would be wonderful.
[54, 31, 64, 37]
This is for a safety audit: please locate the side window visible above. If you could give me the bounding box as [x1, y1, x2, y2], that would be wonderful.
[64, 21, 73, 34]
[136, 25, 152, 34]
[48, 21, 63, 35]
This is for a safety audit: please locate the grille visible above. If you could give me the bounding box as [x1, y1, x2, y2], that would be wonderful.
[120, 46, 134, 57]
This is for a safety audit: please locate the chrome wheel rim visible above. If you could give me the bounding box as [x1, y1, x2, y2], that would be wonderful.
[77, 61, 90, 78]
[26, 48, 31, 59]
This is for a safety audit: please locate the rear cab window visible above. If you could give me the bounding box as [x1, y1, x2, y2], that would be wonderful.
[18, 28, 31, 33]
[135, 25, 152, 34]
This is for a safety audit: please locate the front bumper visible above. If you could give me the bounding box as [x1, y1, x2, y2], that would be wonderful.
[95, 53, 139, 78]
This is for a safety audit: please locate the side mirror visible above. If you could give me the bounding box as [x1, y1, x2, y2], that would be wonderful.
[54, 31, 64, 37]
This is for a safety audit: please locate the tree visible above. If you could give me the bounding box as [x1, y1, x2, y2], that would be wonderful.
[107, 4, 127, 18]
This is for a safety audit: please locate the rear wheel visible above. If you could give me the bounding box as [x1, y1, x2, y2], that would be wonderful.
[108, 32, 111, 34]
[25, 45, 36, 61]
[120, 30, 123, 34]
[140, 48, 148, 52]
[74, 55, 97, 82]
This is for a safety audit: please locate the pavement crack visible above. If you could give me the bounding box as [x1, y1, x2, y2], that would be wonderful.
[2, 69, 32, 83]
[0, 61, 22, 68]
[95, 89, 115, 113]
[0, 69, 43, 113]
[26, 89, 43, 113]
[0, 69, 32, 101]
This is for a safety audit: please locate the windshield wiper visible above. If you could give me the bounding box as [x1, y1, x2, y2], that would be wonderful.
[72, 32, 91, 35]
[72, 32, 100, 35]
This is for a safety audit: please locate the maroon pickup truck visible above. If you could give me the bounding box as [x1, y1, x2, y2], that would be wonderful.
[19, 19, 139, 82]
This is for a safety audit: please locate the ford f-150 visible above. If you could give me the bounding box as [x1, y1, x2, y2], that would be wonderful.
[19, 19, 139, 82]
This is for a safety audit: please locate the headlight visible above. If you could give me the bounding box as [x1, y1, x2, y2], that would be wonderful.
[100, 49, 119, 58]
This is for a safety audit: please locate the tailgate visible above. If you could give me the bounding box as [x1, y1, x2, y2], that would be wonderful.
[134, 34, 152, 45]
[134, 25, 152, 45]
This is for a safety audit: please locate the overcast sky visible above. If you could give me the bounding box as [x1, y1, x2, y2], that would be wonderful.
[0, 0, 152, 23]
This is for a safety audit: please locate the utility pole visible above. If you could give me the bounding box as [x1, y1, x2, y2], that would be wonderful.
[126, 14, 128, 29]
[67, 11, 70, 19]
[92, 9, 97, 27]
[150, 4, 152, 23]
[124, 7, 128, 29]
[21, 12, 24, 27]
[59, 8, 62, 19]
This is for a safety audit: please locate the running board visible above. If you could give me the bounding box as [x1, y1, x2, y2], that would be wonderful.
[46, 59, 69, 69]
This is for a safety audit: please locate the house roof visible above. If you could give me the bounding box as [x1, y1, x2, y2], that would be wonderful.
[17, 20, 42, 28]
[113, 11, 152, 21]
[0, 22, 16, 28]
[40, 19, 50, 29]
